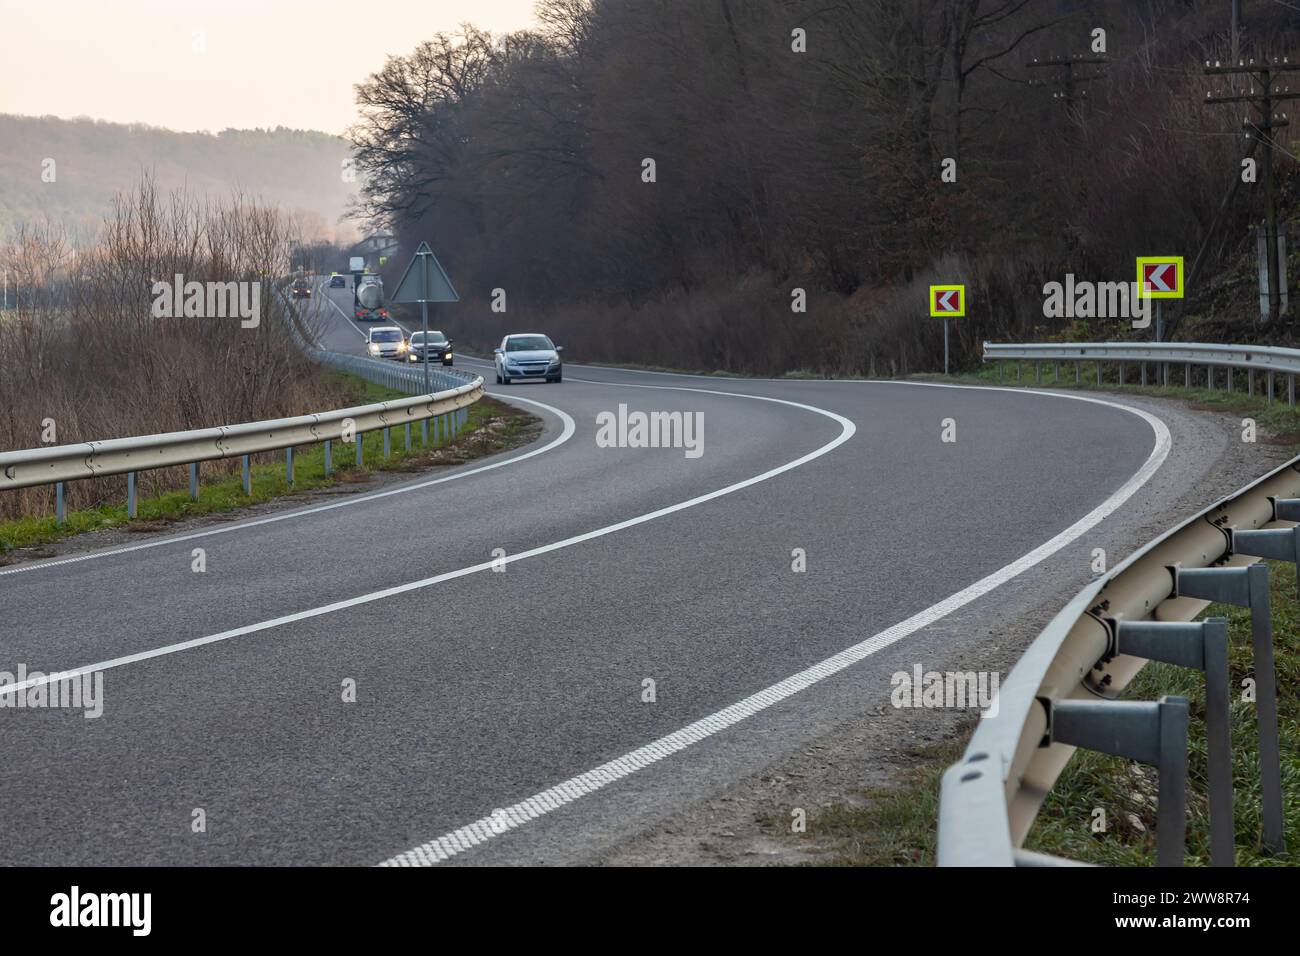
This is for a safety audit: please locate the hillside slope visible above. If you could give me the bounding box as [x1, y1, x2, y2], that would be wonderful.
[0, 114, 360, 240]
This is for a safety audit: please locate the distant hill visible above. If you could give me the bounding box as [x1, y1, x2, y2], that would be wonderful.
[0, 114, 361, 241]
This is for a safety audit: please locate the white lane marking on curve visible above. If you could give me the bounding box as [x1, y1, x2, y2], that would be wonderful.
[0, 389, 856, 700]
[378, 387, 1172, 866]
[0, 394, 575, 578]
[319, 281, 371, 340]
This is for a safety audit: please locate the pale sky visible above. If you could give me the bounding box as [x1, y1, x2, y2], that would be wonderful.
[0, 0, 541, 134]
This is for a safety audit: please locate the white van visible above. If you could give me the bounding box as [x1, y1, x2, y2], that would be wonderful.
[366, 326, 407, 361]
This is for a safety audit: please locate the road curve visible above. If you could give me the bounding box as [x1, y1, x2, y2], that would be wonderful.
[0, 283, 1167, 865]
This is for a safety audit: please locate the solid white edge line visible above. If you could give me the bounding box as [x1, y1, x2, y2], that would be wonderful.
[378, 389, 1171, 866]
[0, 395, 576, 578]
[0, 388, 857, 704]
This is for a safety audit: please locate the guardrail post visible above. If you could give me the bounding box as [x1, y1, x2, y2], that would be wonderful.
[189, 462, 198, 501]
[1268, 370, 1275, 406]
[127, 471, 137, 518]
[1096, 361, 1102, 386]
[1233, 521, 1300, 601]
[1162, 362, 1169, 387]
[1035, 361, 1041, 384]
[1274, 497, 1300, 524]
[1141, 363, 1147, 386]
[1228, 366, 1234, 392]
[997, 362, 1003, 383]
[1248, 368, 1255, 397]
[1114, 619, 1233, 866]
[1208, 366, 1214, 390]
[1054, 360, 1060, 382]
[286, 447, 294, 485]
[1120, 363, 1126, 386]
[356, 433, 363, 468]
[405, 422, 412, 452]
[1047, 697, 1189, 866]
[421, 420, 428, 446]
[55, 481, 65, 526]
[1290, 374, 1296, 407]
[383, 427, 391, 459]
[324, 439, 332, 477]
[1185, 363, 1191, 388]
[1015, 361, 1021, 382]
[1173, 564, 1285, 853]
[242, 455, 250, 495]
[1075, 360, 1081, 384]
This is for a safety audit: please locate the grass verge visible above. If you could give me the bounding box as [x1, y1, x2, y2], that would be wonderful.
[0, 371, 541, 560]
[916, 360, 1300, 446]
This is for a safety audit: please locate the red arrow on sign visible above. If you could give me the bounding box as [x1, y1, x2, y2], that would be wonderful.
[935, 290, 960, 312]
[1143, 263, 1175, 293]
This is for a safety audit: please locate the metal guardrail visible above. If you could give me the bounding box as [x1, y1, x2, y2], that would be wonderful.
[984, 340, 1300, 404]
[0, 285, 485, 520]
[943, 342, 1300, 866]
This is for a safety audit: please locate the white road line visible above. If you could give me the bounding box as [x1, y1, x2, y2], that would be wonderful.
[379, 390, 1172, 866]
[319, 281, 370, 340]
[0, 389, 855, 701]
[0, 395, 576, 578]
[1, 370, 1171, 868]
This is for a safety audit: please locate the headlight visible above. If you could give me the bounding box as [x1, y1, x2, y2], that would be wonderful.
[368, 344, 379, 354]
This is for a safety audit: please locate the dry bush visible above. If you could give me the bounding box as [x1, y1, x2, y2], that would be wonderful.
[0, 178, 350, 522]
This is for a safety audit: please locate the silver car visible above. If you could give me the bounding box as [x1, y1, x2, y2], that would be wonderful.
[494, 333, 563, 383]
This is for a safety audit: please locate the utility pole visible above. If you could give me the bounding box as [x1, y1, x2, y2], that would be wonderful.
[1204, 56, 1300, 324]
[1026, 53, 1109, 112]
[1231, 0, 1242, 67]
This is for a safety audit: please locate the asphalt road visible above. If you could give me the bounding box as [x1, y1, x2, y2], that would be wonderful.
[0, 280, 1166, 865]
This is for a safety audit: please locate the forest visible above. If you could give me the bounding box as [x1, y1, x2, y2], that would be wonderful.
[348, 0, 1300, 375]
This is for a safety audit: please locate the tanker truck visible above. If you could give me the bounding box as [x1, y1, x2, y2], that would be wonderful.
[354, 275, 389, 322]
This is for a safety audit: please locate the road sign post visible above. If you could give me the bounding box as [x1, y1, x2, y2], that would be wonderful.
[1136, 256, 1184, 343]
[391, 241, 460, 393]
[929, 285, 965, 374]
[1257, 224, 1289, 321]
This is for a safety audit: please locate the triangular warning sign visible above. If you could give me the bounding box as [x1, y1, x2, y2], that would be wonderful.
[391, 241, 460, 303]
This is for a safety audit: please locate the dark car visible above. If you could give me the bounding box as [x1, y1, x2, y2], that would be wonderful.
[408, 330, 454, 366]
[328, 275, 346, 288]
[291, 279, 312, 299]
